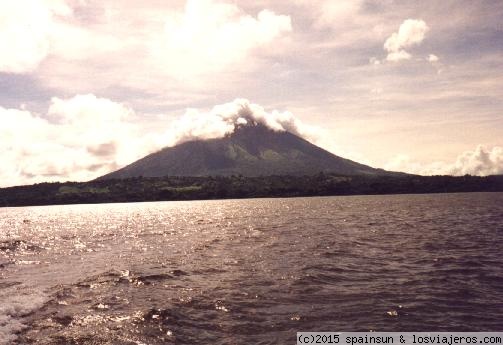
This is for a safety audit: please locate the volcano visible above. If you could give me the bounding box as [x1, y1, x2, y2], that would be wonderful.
[99, 123, 394, 179]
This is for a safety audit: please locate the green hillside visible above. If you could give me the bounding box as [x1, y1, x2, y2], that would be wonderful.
[100, 123, 395, 180]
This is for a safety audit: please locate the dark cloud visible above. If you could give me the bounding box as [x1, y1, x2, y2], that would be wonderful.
[87, 161, 119, 172]
[86, 142, 117, 157]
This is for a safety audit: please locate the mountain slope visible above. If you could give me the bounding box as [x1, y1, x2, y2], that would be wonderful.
[100, 123, 394, 179]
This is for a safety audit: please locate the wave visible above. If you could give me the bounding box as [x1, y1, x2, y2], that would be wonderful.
[0, 291, 48, 345]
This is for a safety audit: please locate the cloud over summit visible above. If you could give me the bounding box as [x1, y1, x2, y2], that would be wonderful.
[160, 99, 316, 147]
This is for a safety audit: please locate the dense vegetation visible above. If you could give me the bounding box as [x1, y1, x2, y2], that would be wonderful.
[1, 173, 502, 207]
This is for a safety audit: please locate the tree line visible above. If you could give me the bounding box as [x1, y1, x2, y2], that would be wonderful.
[1, 173, 502, 207]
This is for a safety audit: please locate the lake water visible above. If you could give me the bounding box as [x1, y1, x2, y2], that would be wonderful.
[1, 193, 502, 344]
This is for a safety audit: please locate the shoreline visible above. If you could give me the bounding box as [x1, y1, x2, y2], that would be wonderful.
[1, 174, 502, 208]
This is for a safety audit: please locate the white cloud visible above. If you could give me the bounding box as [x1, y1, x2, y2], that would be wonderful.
[0, 95, 145, 186]
[0, 0, 292, 91]
[28, 0, 293, 94]
[428, 53, 439, 62]
[0, 1, 58, 73]
[0, 0, 117, 74]
[48, 94, 132, 126]
[385, 145, 503, 176]
[151, 0, 292, 79]
[450, 145, 503, 176]
[384, 19, 429, 62]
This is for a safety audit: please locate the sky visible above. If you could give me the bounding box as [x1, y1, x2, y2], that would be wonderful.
[1, 0, 502, 187]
